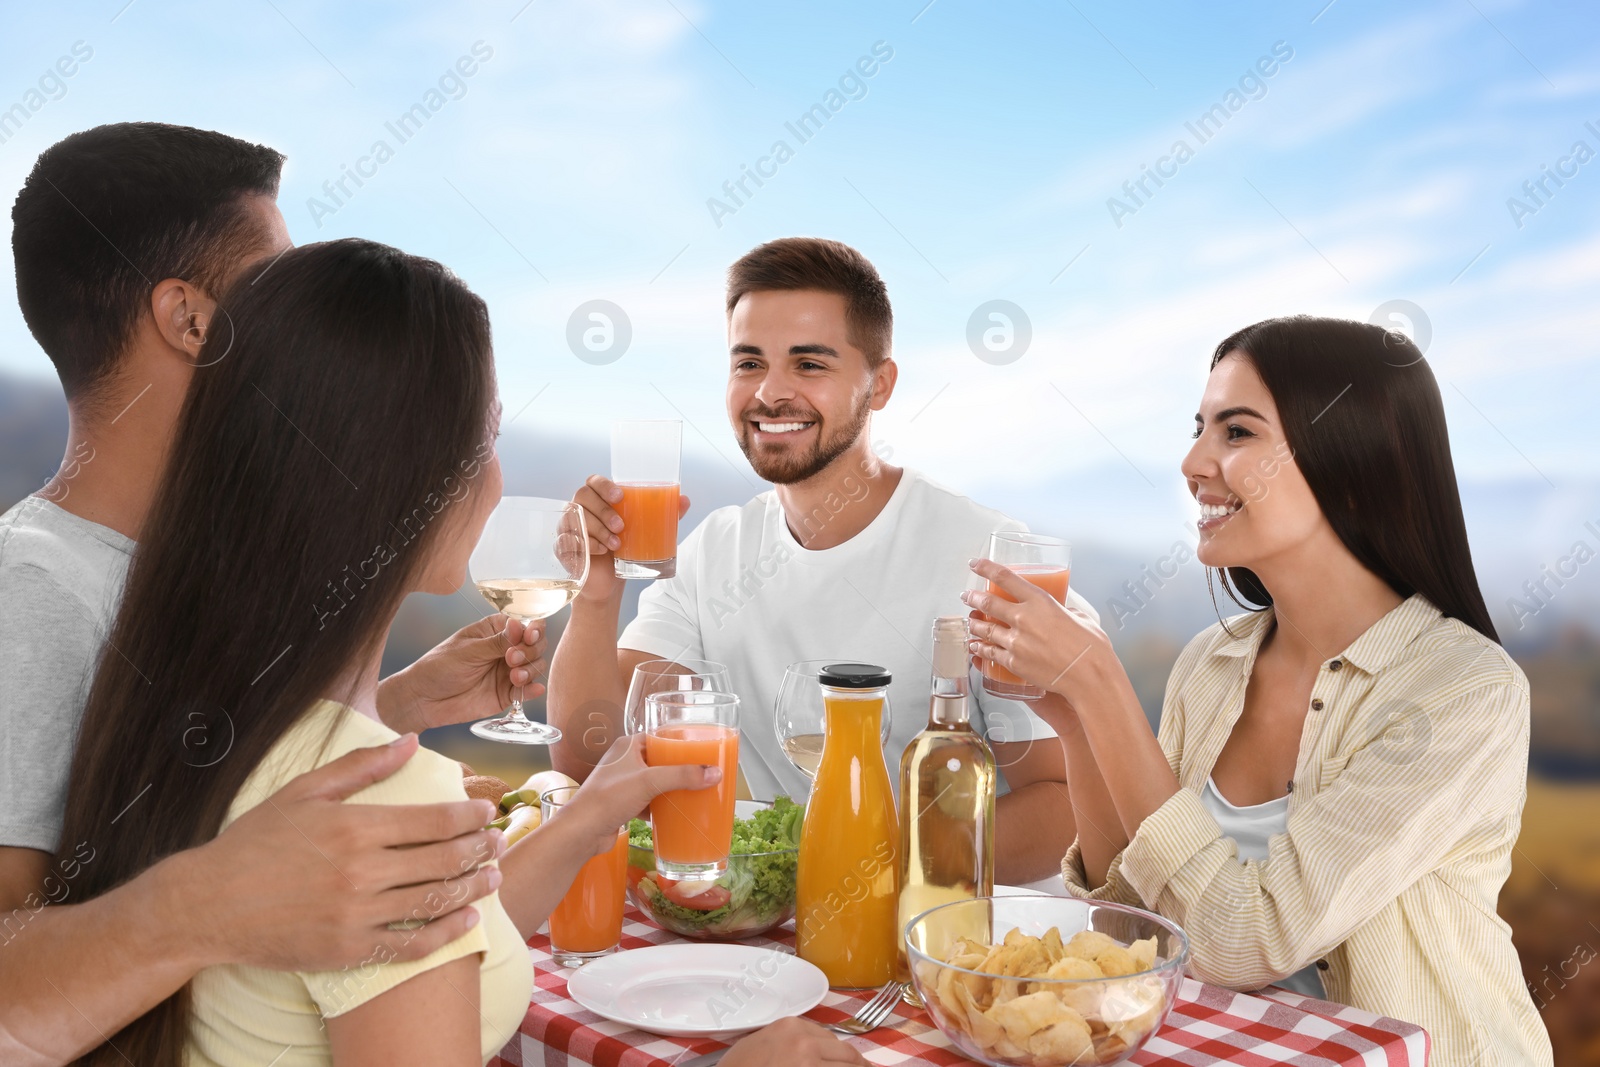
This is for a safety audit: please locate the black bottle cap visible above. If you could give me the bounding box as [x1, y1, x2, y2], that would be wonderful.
[818, 663, 892, 689]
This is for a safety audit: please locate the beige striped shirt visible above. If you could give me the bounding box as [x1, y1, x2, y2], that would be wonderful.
[1060, 594, 1552, 1066]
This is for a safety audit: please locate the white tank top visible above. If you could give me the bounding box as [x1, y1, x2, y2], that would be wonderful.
[1199, 777, 1327, 999]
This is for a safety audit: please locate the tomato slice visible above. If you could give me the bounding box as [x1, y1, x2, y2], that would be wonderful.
[656, 877, 731, 912]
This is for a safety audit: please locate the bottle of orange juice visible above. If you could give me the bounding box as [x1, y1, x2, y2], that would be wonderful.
[796, 663, 900, 989]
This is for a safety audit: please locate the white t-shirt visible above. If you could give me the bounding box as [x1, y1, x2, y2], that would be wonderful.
[620, 467, 1097, 801]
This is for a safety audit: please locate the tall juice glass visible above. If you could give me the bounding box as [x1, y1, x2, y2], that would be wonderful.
[796, 663, 900, 989]
[612, 420, 681, 579]
[542, 786, 628, 968]
[977, 532, 1071, 700]
[644, 690, 739, 880]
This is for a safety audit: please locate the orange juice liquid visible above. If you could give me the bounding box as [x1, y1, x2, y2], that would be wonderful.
[616, 482, 680, 562]
[981, 565, 1070, 686]
[645, 724, 738, 865]
[796, 692, 900, 988]
[549, 827, 628, 953]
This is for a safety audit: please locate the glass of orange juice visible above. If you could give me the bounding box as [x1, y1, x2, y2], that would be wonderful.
[976, 531, 1071, 700]
[541, 785, 628, 968]
[611, 420, 682, 579]
[643, 690, 739, 881]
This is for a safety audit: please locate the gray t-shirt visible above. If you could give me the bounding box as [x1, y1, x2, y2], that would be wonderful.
[0, 496, 132, 852]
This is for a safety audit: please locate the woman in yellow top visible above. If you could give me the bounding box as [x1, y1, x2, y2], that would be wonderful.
[53, 241, 866, 1067]
[963, 316, 1552, 1067]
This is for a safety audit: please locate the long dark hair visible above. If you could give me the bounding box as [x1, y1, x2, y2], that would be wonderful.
[54, 239, 496, 1066]
[1206, 315, 1497, 643]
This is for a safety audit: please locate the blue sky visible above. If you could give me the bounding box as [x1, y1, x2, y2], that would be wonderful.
[1, 0, 1595, 556]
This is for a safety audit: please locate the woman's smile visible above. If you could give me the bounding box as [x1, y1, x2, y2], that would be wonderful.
[1196, 493, 1243, 534]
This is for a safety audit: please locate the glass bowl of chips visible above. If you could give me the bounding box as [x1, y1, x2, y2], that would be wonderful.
[905, 895, 1188, 1066]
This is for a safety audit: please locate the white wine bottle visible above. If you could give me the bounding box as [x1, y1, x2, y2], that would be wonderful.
[895, 616, 996, 1002]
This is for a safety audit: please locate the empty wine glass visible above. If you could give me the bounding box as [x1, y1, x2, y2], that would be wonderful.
[467, 497, 588, 744]
[774, 659, 891, 781]
[623, 659, 734, 736]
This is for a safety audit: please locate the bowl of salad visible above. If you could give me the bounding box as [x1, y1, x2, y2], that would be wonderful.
[627, 798, 802, 940]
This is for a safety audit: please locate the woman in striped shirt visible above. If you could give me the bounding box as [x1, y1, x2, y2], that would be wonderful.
[963, 316, 1552, 1066]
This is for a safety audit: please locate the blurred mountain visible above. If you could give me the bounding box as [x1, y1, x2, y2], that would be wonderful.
[0, 372, 68, 506]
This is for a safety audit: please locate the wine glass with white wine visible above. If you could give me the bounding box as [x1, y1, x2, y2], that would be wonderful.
[468, 496, 589, 744]
[774, 659, 891, 780]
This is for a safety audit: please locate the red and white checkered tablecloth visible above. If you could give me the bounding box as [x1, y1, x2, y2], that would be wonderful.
[489, 906, 1428, 1067]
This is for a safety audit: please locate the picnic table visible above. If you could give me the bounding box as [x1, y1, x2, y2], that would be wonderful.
[490, 905, 1429, 1067]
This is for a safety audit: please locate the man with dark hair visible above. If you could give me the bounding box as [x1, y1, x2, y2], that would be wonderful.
[550, 237, 1093, 884]
[12, 123, 288, 402]
[0, 123, 539, 1064]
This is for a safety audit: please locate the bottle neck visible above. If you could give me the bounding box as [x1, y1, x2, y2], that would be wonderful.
[822, 689, 887, 751]
[928, 675, 970, 728]
[928, 620, 972, 729]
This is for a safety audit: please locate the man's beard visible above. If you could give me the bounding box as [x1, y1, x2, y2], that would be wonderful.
[736, 392, 872, 485]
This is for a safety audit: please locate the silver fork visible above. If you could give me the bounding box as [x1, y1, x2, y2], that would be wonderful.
[825, 980, 906, 1036]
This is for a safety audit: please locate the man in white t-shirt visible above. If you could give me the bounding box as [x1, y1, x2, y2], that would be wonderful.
[549, 237, 1094, 883]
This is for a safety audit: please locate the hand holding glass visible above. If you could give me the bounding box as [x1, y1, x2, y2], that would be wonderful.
[612, 420, 682, 580]
[974, 531, 1071, 700]
[468, 497, 588, 743]
[644, 691, 739, 882]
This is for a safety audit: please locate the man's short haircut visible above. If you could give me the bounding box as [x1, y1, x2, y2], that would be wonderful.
[725, 237, 893, 367]
[11, 122, 285, 402]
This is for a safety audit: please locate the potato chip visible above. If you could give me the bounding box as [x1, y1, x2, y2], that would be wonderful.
[955, 980, 1006, 1051]
[953, 936, 989, 957]
[1128, 936, 1158, 971]
[992, 1033, 1029, 1061]
[1042, 925, 1066, 964]
[987, 989, 1072, 1044]
[1042, 954, 1105, 1017]
[935, 960, 963, 1019]
[1093, 944, 1140, 978]
[1045, 956, 1103, 981]
[1065, 930, 1118, 960]
[1030, 1017, 1094, 1063]
[957, 961, 992, 1008]
[948, 976, 974, 1015]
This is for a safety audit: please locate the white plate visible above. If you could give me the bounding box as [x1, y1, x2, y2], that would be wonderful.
[567, 944, 828, 1039]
